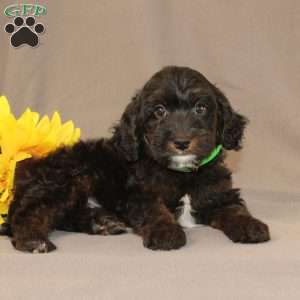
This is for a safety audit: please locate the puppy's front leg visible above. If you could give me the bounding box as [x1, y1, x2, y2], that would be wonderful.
[126, 194, 186, 250]
[191, 188, 270, 243]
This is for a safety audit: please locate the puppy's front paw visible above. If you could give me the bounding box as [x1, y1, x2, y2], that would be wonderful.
[12, 239, 57, 253]
[143, 223, 186, 250]
[223, 216, 270, 243]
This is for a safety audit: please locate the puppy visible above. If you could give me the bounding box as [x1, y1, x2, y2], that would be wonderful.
[8, 66, 270, 252]
[111, 66, 270, 250]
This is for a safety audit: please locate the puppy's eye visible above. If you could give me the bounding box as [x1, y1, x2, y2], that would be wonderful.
[154, 105, 167, 119]
[194, 103, 207, 115]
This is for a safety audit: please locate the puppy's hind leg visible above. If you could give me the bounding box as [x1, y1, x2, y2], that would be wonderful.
[91, 207, 127, 235]
[8, 187, 72, 253]
[9, 208, 57, 254]
[57, 203, 127, 235]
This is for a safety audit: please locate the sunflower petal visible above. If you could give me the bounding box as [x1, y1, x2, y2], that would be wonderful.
[0, 96, 81, 220]
[0, 95, 11, 116]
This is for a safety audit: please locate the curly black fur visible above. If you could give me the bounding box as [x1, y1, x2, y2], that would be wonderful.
[7, 66, 270, 252]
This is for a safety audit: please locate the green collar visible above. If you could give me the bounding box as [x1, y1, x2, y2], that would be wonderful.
[170, 144, 222, 173]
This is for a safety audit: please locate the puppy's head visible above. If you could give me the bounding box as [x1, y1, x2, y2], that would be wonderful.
[114, 66, 247, 169]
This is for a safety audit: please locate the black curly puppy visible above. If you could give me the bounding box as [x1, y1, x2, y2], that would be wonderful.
[8, 66, 270, 252]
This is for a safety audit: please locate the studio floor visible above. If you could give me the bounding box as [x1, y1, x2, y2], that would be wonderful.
[1, 189, 299, 300]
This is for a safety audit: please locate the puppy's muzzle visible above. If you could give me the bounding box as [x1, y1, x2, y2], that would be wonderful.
[172, 139, 190, 151]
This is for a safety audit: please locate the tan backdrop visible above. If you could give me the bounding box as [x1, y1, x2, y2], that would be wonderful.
[0, 1, 299, 299]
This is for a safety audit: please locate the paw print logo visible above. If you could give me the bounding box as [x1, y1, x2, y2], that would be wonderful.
[4, 16, 45, 48]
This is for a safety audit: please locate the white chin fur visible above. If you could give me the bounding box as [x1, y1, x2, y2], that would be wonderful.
[170, 154, 196, 169]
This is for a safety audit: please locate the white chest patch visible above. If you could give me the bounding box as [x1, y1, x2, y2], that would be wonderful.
[177, 195, 197, 228]
[87, 198, 102, 209]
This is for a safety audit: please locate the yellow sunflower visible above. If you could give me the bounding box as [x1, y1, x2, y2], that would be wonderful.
[0, 96, 80, 224]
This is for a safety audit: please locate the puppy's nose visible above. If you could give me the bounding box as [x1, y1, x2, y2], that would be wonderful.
[173, 139, 190, 151]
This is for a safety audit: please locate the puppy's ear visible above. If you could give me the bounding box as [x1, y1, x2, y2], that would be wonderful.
[113, 94, 141, 161]
[215, 87, 248, 151]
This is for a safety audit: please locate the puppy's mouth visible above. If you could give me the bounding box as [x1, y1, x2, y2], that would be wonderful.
[169, 154, 197, 171]
[144, 134, 214, 170]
